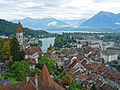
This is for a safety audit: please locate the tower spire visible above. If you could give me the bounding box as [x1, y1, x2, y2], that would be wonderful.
[16, 22, 24, 47]
[16, 22, 23, 33]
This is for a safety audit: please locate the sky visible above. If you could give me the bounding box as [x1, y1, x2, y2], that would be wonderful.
[0, 0, 120, 20]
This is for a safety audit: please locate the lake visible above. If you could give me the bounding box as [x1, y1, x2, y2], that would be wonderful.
[46, 30, 108, 34]
[40, 37, 55, 53]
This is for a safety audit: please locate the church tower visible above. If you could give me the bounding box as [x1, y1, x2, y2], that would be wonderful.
[16, 22, 23, 46]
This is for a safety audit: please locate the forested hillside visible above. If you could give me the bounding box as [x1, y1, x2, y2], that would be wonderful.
[0, 19, 52, 37]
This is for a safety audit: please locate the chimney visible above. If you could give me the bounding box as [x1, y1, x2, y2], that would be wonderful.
[35, 73, 38, 87]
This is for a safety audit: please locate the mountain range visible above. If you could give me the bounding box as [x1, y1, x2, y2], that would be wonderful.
[12, 17, 86, 30]
[81, 11, 120, 29]
[11, 11, 120, 32]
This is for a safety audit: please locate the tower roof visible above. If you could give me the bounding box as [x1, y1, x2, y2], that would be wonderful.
[40, 64, 53, 85]
[16, 22, 23, 33]
[39, 64, 65, 90]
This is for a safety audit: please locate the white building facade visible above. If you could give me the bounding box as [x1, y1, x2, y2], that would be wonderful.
[101, 52, 118, 63]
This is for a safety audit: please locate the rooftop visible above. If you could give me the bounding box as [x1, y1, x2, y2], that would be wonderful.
[16, 22, 23, 33]
[79, 75, 89, 79]
[102, 51, 117, 55]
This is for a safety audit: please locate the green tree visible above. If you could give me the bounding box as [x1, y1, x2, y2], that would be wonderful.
[54, 35, 76, 48]
[114, 60, 118, 64]
[54, 37, 63, 48]
[38, 40, 42, 46]
[2, 41, 10, 59]
[85, 41, 88, 46]
[19, 49, 25, 60]
[3, 60, 29, 82]
[28, 68, 41, 77]
[35, 56, 56, 74]
[61, 75, 74, 86]
[102, 58, 105, 63]
[30, 40, 42, 47]
[0, 38, 4, 62]
[117, 65, 120, 71]
[10, 37, 25, 61]
[67, 82, 81, 90]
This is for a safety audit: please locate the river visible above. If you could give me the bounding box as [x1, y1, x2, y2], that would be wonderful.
[40, 37, 55, 53]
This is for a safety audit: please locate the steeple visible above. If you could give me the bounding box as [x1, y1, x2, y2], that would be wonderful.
[16, 22, 24, 47]
[39, 64, 65, 90]
[40, 64, 53, 85]
[16, 22, 23, 33]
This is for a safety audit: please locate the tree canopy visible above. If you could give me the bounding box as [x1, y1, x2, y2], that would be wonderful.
[2, 41, 10, 59]
[10, 37, 25, 61]
[54, 35, 75, 48]
[117, 65, 120, 71]
[61, 75, 74, 86]
[114, 60, 118, 64]
[28, 68, 41, 77]
[102, 58, 105, 63]
[0, 38, 4, 62]
[2, 60, 30, 82]
[35, 55, 56, 74]
[67, 82, 81, 90]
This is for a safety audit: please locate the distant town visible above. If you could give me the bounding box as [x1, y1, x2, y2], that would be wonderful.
[0, 21, 120, 90]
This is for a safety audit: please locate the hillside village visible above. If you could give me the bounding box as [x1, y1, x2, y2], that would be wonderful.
[0, 22, 120, 90]
[0, 22, 65, 90]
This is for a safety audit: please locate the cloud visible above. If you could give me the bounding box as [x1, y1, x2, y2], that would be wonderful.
[115, 23, 120, 25]
[0, 0, 120, 20]
[93, 0, 120, 3]
[47, 21, 57, 26]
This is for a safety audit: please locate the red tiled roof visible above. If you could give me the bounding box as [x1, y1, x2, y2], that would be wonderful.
[107, 47, 120, 50]
[26, 58, 36, 64]
[102, 51, 117, 55]
[85, 63, 120, 84]
[79, 75, 89, 79]
[25, 47, 42, 55]
[0, 83, 23, 90]
[24, 42, 29, 46]
[25, 80, 37, 90]
[40, 64, 53, 85]
[64, 68, 70, 71]
[39, 64, 65, 90]
[16, 22, 23, 33]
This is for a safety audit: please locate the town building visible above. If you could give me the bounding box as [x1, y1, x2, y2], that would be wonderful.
[0, 35, 8, 39]
[101, 51, 118, 63]
[23, 42, 30, 49]
[106, 47, 120, 58]
[25, 47, 42, 70]
[89, 43, 100, 48]
[101, 42, 114, 51]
